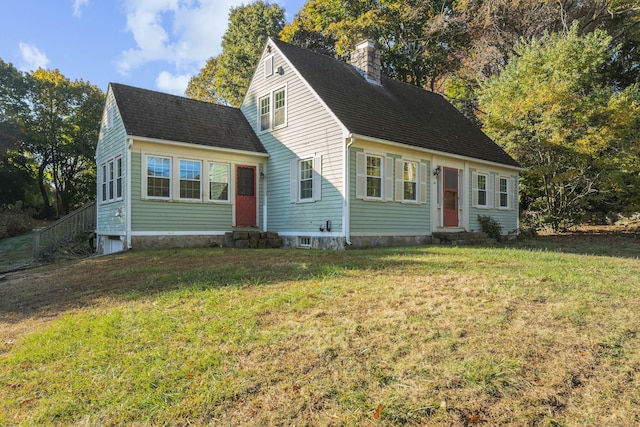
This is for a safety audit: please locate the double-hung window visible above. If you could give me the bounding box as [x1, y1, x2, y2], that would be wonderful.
[402, 161, 418, 201]
[147, 156, 171, 198]
[299, 159, 314, 201]
[259, 95, 271, 132]
[258, 86, 286, 132]
[291, 156, 321, 203]
[101, 164, 107, 202]
[100, 157, 123, 203]
[498, 177, 509, 208]
[179, 160, 201, 200]
[115, 158, 122, 199]
[356, 152, 394, 201]
[108, 161, 115, 200]
[209, 162, 230, 202]
[274, 88, 286, 128]
[366, 155, 383, 199]
[474, 173, 488, 208]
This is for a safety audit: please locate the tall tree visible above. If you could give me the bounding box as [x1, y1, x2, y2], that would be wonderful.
[21, 69, 104, 218]
[281, 0, 468, 90]
[185, 57, 223, 103]
[479, 23, 640, 229]
[187, 1, 285, 106]
[0, 59, 37, 207]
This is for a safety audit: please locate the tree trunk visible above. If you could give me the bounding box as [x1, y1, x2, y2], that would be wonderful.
[37, 162, 52, 219]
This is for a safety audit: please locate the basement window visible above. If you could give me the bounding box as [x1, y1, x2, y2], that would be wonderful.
[298, 236, 312, 248]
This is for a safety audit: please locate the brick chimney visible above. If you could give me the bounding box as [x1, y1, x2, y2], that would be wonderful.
[351, 40, 381, 85]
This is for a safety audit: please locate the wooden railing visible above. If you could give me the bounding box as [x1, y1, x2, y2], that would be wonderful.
[32, 201, 97, 261]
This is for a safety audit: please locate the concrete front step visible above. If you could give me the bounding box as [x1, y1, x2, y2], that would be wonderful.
[432, 231, 493, 246]
[224, 231, 283, 249]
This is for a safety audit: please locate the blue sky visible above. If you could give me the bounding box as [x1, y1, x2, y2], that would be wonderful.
[1, 0, 306, 95]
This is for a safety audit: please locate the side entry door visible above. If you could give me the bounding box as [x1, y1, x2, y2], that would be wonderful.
[235, 165, 256, 227]
[443, 167, 459, 227]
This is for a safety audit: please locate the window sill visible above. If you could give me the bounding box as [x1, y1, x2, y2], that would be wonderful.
[100, 198, 124, 205]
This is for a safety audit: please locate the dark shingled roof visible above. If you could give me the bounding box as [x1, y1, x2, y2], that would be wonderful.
[110, 83, 267, 154]
[272, 39, 519, 168]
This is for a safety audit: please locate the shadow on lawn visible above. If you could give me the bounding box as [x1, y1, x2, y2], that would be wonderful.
[0, 247, 416, 323]
[1, 228, 637, 325]
[504, 227, 640, 259]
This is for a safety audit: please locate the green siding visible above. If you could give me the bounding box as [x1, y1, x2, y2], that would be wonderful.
[242, 45, 344, 234]
[95, 89, 126, 236]
[468, 169, 519, 234]
[130, 152, 240, 232]
[350, 148, 431, 235]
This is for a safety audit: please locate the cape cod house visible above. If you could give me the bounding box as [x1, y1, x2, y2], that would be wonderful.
[95, 38, 520, 254]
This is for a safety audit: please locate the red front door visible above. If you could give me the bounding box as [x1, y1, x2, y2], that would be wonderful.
[443, 167, 459, 227]
[235, 165, 256, 227]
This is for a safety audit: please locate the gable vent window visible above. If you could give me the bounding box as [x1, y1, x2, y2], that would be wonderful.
[257, 86, 287, 132]
[264, 55, 274, 77]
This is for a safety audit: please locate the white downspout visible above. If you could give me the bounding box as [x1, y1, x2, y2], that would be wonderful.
[126, 138, 133, 249]
[344, 135, 355, 246]
[263, 163, 268, 232]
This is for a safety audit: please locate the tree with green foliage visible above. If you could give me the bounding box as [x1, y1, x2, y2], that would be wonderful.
[281, 0, 468, 90]
[21, 69, 104, 218]
[479, 23, 640, 230]
[186, 1, 285, 106]
[185, 57, 223, 103]
[0, 60, 38, 208]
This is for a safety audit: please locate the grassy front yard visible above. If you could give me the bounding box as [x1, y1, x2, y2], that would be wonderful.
[0, 232, 639, 425]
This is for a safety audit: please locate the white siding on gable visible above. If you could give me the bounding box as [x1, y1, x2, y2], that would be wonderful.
[241, 41, 346, 235]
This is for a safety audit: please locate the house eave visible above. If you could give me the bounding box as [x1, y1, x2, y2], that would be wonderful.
[348, 133, 523, 171]
[127, 134, 270, 158]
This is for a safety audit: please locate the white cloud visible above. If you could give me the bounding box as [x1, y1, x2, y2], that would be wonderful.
[117, 0, 245, 83]
[18, 42, 50, 71]
[155, 70, 191, 95]
[73, 0, 89, 17]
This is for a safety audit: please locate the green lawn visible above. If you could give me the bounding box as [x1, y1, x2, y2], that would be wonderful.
[0, 232, 33, 272]
[0, 234, 639, 426]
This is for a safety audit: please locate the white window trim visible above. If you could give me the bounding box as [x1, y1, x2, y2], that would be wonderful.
[100, 156, 123, 204]
[100, 163, 107, 203]
[395, 159, 424, 204]
[258, 94, 271, 133]
[178, 159, 203, 202]
[355, 152, 394, 202]
[290, 155, 322, 203]
[472, 171, 491, 208]
[144, 155, 172, 200]
[115, 157, 123, 200]
[264, 54, 274, 78]
[256, 84, 287, 134]
[208, 161, 231, 203]
[495, 175, 516, 210]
